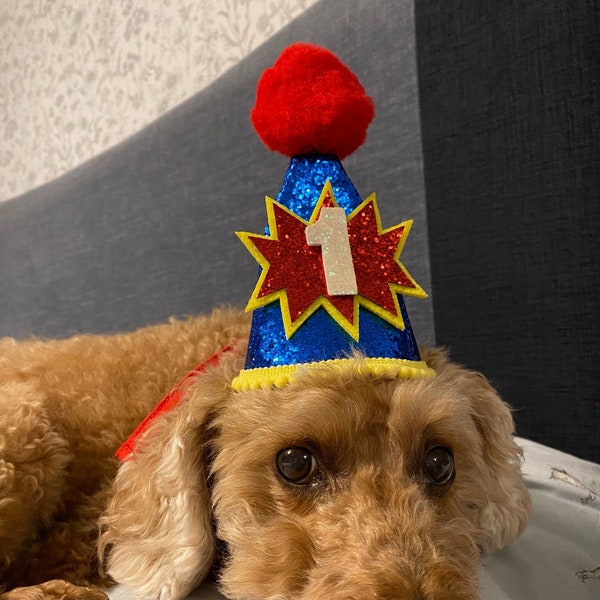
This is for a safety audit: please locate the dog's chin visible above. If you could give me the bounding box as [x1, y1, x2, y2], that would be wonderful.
[209, 354, 528, 600]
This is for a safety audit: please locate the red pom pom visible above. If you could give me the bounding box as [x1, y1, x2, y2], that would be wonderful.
[251, 43, 374, 159]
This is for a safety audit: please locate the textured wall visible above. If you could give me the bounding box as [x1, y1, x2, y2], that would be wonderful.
[0, 0, 316, 203]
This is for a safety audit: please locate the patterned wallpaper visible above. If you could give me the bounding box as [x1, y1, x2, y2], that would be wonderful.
[0, 0, 316, 203]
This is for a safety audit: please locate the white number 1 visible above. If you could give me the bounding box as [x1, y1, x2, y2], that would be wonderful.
[305, 207, 358, 296]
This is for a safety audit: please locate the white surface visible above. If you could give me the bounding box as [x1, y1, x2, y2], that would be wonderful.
[480, 437, 600, 599]
[108, 584, 224, 600]
[107, 438, 600, 599]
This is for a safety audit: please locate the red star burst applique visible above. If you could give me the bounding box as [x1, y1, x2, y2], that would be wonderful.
[236, 181, 427, 340]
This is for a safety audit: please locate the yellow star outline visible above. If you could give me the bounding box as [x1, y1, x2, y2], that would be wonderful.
[236, 181, 427, 340]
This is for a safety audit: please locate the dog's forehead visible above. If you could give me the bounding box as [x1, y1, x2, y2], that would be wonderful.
[228, 370, 473, 450]
[264, 372, 395, 420]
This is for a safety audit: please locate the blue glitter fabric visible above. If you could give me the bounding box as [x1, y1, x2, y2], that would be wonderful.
[243, 153, 422, 371]
[245, 300, 420, 369]
[276, 155, 361, 221]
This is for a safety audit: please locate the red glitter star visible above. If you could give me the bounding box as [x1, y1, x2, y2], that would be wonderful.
[346, 196, 425, 327]
[237, 182, 426, 339]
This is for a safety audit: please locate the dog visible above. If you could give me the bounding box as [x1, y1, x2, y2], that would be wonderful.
[0, 306, 530, 600]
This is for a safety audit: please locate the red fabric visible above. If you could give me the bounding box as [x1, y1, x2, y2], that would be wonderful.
[250, 43, 374, 159]
[116, 342, 239, 461]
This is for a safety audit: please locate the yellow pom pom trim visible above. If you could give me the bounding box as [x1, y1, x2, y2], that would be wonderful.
[231, 357, 435, 391]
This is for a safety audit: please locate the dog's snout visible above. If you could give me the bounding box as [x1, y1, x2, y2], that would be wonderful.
[301, 568, 470, 600]
[296, 474, 481, 600]
[303, 567, 427, 600]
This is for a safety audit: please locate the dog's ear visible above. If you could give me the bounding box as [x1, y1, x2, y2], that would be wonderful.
[98, 353, 241, 600]
[423, 348, 531, 552]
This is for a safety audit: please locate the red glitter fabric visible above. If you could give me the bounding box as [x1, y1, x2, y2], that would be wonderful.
[250, 43, 374, 159]
[251, 193, 356, 323]
[348, 200, 416, 312]
[246, 194, 416, 333]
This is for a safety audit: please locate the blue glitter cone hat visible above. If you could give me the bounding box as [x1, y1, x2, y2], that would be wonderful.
[232, 43, 435, 390]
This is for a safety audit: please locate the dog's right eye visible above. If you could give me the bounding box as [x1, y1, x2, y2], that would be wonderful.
[276, 447, 319, 485]
[423, 445, 455, 487]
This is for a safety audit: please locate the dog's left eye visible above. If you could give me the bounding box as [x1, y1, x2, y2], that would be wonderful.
[423, 446, 455, 486]
[276, 447, 319, 485]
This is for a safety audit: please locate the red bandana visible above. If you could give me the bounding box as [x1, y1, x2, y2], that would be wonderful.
[116, 341, 240, 461]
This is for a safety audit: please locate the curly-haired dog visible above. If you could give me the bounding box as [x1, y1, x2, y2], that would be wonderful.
[0, 307, 530, 600]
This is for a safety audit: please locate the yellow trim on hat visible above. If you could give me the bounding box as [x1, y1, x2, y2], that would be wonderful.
[231, 357, 436, 391]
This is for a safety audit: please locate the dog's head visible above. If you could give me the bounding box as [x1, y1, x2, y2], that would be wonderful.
[99, 348, 530, 600]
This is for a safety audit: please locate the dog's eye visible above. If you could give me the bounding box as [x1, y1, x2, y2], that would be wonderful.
[423, 446, 454, 486]
[276, 447, 319, 485]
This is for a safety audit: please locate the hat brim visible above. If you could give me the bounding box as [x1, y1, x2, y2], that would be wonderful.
[231, 357, 436, 391]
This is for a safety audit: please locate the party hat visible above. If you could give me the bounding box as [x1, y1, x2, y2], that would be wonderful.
[232, 43, 435, 390]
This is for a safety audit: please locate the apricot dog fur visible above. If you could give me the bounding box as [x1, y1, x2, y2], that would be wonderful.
[0, 307, 530, 600]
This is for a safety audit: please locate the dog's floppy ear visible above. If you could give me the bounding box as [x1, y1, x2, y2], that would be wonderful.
[423, 348, 531, 552]
[98, 352, 242, 600]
